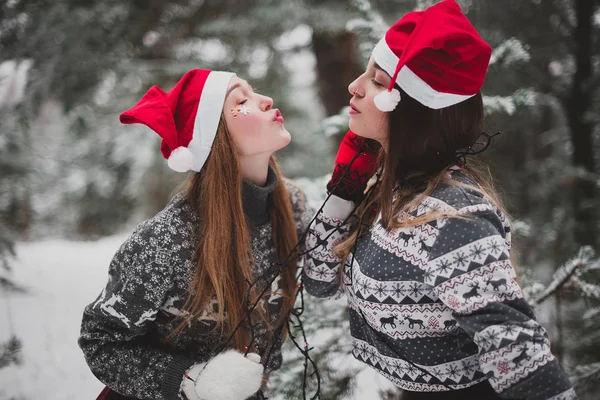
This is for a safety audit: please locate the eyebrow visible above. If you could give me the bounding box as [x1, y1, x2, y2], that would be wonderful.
[373, 63, 387, 74]
[226, 80, 253, 98]
[372, 62, 392, 82]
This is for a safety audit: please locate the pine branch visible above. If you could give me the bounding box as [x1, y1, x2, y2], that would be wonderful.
[532, 246, 595, 305]
[322, 108, 350, 138]
[583, 306, 600, 321]
[347, 0, 387, 41]
[573, 362, 600, 394]
[569, 276, 600, 301]
[582, 258, 600, 272]
[0, 336, 21, 369]
[0, 231, 16, 271]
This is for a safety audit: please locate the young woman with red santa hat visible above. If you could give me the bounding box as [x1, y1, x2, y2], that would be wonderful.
[304, 1, 576, 399]
[78, 69, 310, 400]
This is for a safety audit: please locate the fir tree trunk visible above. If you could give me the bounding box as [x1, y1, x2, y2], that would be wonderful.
[312, 30, 363, 117]
[564, 0, 598, 250]
[312, 30, 364, 148]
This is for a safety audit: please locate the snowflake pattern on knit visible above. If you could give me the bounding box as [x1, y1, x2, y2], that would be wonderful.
[304, 172, 576, 399]
[79, 179, 310, 400]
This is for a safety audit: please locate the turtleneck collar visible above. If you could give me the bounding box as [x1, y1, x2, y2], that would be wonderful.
[242, 166, 278, 226]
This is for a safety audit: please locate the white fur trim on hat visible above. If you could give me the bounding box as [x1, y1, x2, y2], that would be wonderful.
[167, 146, 194, 172]
[187, 71, 236, 172]
[372, 38, 475, 109]
[374, 88, 401, 112]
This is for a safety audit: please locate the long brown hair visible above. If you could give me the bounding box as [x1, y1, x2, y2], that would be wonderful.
[336, 87, 510, 260]
[168, 117, 298, 350]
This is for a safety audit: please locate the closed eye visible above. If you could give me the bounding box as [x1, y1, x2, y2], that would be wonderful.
[371, 78, 384, 87]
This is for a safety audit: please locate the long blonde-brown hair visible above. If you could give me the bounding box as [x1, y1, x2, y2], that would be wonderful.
[336, 88, 511, 262]
[169, 117, 298, 350]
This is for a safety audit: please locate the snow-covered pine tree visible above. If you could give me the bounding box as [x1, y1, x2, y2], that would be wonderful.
[280, 0, 600, 398]
[518, 247, 600, 399]
[0, 0, 356, 236]
[0, 59, 30, 370]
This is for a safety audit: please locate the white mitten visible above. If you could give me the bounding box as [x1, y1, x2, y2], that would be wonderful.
[181, 350, 264, 400]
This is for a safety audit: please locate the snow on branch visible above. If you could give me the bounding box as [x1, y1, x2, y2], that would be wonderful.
[570, 277, 600, 301]
[346, 0, 387, 42]
[532, 246, 595, 305]
[0, 336, 21, 369]
[0, 59, 32, 109]
[573, 362, 600, 394]
[583, 307, 600, 321]
[322, 107, 350, 138]
[483, 88, 537, 115]
[489, 38, 531, 67]
[584, 258, 600, 272]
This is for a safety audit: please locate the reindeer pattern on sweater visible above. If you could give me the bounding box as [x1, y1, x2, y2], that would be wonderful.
[304, 171, 576, 400]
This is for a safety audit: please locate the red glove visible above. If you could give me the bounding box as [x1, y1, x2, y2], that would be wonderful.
[326, 130, 380, 203]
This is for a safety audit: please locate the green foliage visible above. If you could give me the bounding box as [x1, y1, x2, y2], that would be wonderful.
[270, 296, 362, 400]
[0, 336, 21, 369]
[0, 0, 599, 396]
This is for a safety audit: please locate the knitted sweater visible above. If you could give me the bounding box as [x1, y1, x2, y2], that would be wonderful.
[79, 169, 310, 400]
[304, 170, 576, 400]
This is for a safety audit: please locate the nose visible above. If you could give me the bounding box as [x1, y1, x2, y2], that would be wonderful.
[260, 95, 273, 111]
[348, 77, 361, 97]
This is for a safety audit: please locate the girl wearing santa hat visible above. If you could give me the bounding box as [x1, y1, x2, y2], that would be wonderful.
[78, 69, 310, 400]
[304, 1, 576, 399]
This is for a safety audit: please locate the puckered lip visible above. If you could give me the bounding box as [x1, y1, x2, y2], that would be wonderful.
[273, 109, 282, 120]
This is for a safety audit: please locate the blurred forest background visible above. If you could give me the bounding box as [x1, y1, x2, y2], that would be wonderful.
[1, 0, 600, 399]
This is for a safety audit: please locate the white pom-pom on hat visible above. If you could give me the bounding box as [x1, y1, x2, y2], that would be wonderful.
[167, 146, 194, 172]
[119, 69, 236, 173]
[374, 89, 401, 112]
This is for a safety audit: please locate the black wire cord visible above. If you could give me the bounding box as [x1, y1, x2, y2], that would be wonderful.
[199, 137, 498, 398]
[196, 152, 366, 400]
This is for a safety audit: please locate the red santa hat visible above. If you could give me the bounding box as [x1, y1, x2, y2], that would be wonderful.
[119, 69, 236, 172]
[372, 0, 492, 111]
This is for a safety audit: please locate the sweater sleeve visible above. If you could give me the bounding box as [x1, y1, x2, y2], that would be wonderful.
[303, 195, 357, 298]
[285, 178, 314, 249]
[424, 204, 576, 400]
[78, 227, 195, 400]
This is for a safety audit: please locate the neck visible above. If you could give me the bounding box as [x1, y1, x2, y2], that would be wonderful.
[239, 154, 271, 186]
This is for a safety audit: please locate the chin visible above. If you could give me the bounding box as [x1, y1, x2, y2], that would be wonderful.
[348, 119, 364, 136]
[278, 129, 292, 147]
[349, 121, 384, 142]
[348, 122, 368, 139]
[283, 131, 292, 143]
[263, 135, 291, 155]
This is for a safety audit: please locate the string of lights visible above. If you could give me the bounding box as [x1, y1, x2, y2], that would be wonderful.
[200, 134, 496, 399]
[206, 152, 366, 399]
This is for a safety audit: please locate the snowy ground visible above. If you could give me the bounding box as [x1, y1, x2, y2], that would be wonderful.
[0, 233, 394, 400]
[0, 236, 125, 400]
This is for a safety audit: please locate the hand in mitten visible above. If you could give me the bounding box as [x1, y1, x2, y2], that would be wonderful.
[326, 130, 380, 203]
[181, 350, 264, 400]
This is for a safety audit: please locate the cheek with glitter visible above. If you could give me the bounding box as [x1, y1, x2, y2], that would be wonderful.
[230, 105, 251, 119]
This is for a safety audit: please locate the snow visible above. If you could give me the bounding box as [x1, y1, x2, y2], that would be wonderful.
[483, 89, 536, 116]
[274, 25, 312, 52]
[489, 38, 530, 67]
[0, 222, 394, 399]
[0, 59, 32, 108]
[0, 236, 126, 400]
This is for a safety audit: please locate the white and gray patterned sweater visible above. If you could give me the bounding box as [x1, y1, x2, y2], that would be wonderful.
[304, 170, 576, 400]
[79, 169, 310, 400]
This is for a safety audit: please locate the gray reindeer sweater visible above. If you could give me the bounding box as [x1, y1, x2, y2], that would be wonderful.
[79, 168, 310, 400]
[304, 169, 576, 400]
